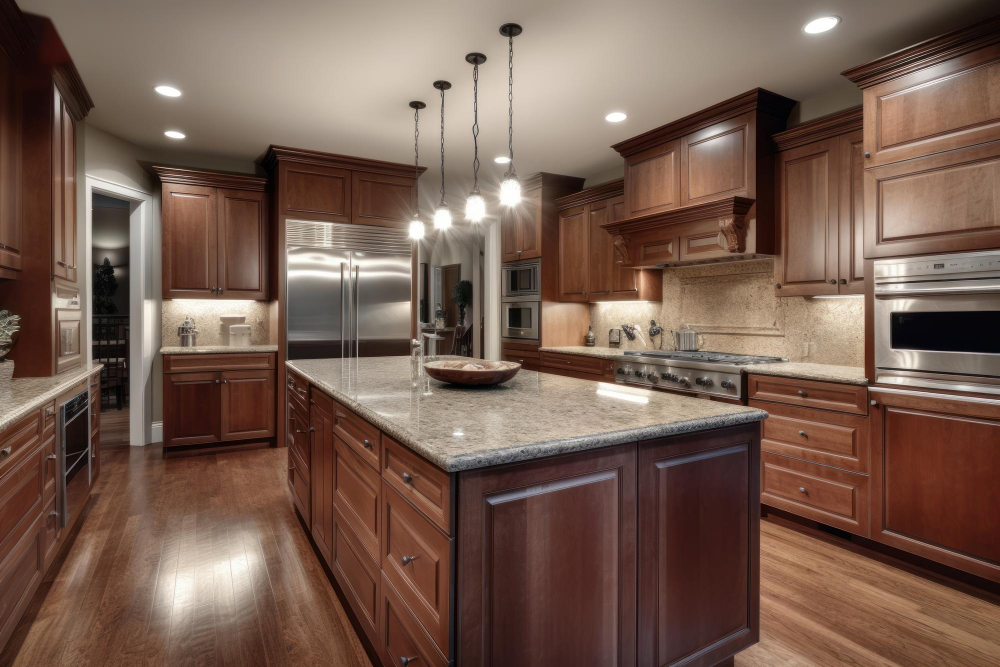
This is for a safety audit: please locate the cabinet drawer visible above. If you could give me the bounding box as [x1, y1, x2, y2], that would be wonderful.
[0, 511, 42, 647]
[41, 402, 56, 441]
[286, 369, 310, 415]
[288, 450, 310, 525]
[381, 483, 451, 656]
[382, 436, 451, 535]
[331, 506, 379, 646]
[163, 353, 275, 373]
[747, 374, 867, 415]
[501, 353, 538, 371]
[0, 447, 44, 569]
[540, 350, 607, 375]
[333, 402, 380, 470]
[0, 411, 41, 488]
[379, 573, 448, 667]
[761, 452, 869, 537]
[333, 437, 380, 563]
[750, 400, 869, 473]
[286, 402, 310, 470]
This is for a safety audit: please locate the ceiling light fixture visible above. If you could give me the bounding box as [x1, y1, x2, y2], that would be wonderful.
[465, 52, 487, 224]
[803, 16, 840, 34]
[154, 85, 181, 97]
[498, 23, 522, 208]
[408, 101, 426, 240]
[605, 112, 627, 123]
[433, 80, 452, 230]
[164, 130, 185, 139]
[494, 156, 510, 164]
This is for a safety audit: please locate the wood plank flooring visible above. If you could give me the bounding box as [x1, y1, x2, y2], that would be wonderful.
[0, 445, 996, 666]
[99, 406, 130, 449]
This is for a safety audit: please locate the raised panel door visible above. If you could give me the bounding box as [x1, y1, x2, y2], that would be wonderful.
[558, 204, 589, 302]
[333, 437, 380, 563]
[516, 188, 542, 260]
[500, 205, 519, 262]
[838, 132, 865, 294]
[310, 395, 335, 564]
[0, 49, 21, 275]
[217, 189, 266, 299]
[587, 200, 611, 299]
[351, 171, 415, 228]
[608, 195, 639, 296]
[625, 140, 679, 217]
[163, 372, 221, 447]
[280, 162, 351, 223]
[162, 184, 218, 298]
[51, 88, 77, 283]
[220, 370, 274, 441]
[681, 113, 752, 207]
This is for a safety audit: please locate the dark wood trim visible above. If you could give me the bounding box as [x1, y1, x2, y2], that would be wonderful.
[0, 0, 33, 65]
[22, 14, 92, 120]
[151, 165, 267, 191]
[601, 195, 755, 235]
[51, 63, 92, 121]
[842, 13, 1000, 88]
[520, 171, 587, 192]
[611, 88, 796, 157]
[771, 106, 863, 151]
[554, 179, 624, 210]
[260, 144, 427, 178]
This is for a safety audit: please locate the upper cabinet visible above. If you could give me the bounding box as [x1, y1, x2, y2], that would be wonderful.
[771, 107, 864, 296]
[155, 167, 268, 300]
[556, 180, 662, 303]
[50, 85, 77, 283]
[842, 15, 1000, 258]
[0, 31, 23, 280]
[500, 187, 542, 262]
[607, 89, 796, 268]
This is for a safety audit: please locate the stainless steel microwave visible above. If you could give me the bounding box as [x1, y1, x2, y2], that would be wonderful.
[502, 260, 540, 298]
[501, 299, 539, 341]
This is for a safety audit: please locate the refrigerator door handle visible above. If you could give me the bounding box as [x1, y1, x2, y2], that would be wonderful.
[353, 264, 360, 359]
[340, 262, 347, 359]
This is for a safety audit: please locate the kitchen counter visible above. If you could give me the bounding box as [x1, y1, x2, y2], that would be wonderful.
[160, 344, 278, 355]
[539, 345, 627, 360]
[748, 362, 868, 386]
[287, 356, 766, 472]
[0, 363, 104, 431]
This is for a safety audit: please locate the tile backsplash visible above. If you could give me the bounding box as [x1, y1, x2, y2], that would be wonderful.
[161, 300, 271, 347]
[588, 259, 864, 367]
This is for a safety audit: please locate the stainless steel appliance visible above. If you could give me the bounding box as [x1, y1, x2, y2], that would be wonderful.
[59, 389, 90, 527]
[670, 328, 705, 352]
[177, 316, 198, 347]
[614, 350, 787, 401]
[502, 260, 540, 298]
[501, 298, 540, 341]
[286, 221, 412, 359]
[874, 250, 1000, 395]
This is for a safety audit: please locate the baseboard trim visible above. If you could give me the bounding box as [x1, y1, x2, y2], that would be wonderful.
[150, 421, 163, 446]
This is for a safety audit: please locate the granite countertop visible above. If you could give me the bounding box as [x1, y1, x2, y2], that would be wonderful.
[540, 346, 627, 360]
[160, 344, 279, 355]
[748, 362, 868, 386]
[0, 363, 104, 432]
[287, 356, 766, 472]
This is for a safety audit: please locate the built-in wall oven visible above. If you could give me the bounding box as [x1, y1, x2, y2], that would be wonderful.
[59, 389, 91, 526]
[874, 250, 1000, 395]
[501, 298, 540, 341]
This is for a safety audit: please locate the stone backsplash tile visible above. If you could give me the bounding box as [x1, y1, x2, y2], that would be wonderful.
[162, 300, 271, 347]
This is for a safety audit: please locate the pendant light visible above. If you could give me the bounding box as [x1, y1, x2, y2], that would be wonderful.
[408, 101, 426, 240]
[498, 23, 522, 208]
[464, 53, 487, 223]
[433, 80, 452, 230]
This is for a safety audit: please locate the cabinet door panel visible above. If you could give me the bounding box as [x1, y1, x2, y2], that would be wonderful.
[607, 196, 642, 297]
[162, 184, 219, 298]
[280, 162, 350, 222]
[517, 188, 542, 260]
[586, 201, 611, 298]
[558, 204, 588, 302]
[0, 49, 22, 274]
[625, 140, 679, 217]
[163, 372, 221, 446]
[682, 113, 751, 206]
[351, 171, 415, 228]
[310, 399, 335, 564]
[332, 507, 379, 646]
[838, 132, 864, 294]
[217, 189, 266, 299]
[51, 89, 76, 282]
[500, 207, 519, 262]
[333, 437, 380, 562]
[220, 370, 274, 441]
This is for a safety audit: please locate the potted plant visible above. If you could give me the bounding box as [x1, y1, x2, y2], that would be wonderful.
[451, 279, 473, 327]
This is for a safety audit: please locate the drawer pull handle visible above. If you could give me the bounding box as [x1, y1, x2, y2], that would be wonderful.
[335, 411, 347, 420]
[797, 390, 807, 397]
[295, 429, 308, 434]
[798, 430, 807, 438]
[45, 406, 56, 417]
[0, 446, 10, 457]
[47, 454, 57, 460]
[400, 658, 417, 667]
[401, 555, 419, 566]
[799, 487, 807, 494]
[363, 439, 373, 449]
[402, 472, 414, 484]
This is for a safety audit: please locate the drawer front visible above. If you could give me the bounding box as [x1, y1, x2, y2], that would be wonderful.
[382, 436, 451, 535]
[381, 483, 451, 656]
[286, 370, 310, 415]
[331, 506, 379, 646]
[501, 352, 538, 371]
[540, 350, 606, 375]
[761, 452, 869, 537]
[747, 374, 867, 415]
[286, 401, 310, 469]
[163, 353, 275, 373]
[0, 511, 43, 646]
[0, 448, 44, 569]
[0, 410, 42, 481]
[333, 402, 380, 470]
[41, 402, 56, 440]
[333, 437, 380, 563]
[288, 450, 310, 525]
[751, 401, 869, 473]
[379, 573, 448, 667]
[42, 437, 57, 504]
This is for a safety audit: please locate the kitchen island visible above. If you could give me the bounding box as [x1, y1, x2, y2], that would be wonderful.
[286, 356, 766, 667]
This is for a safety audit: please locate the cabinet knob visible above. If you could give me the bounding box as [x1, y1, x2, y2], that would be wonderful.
[218, 288, 224, 294]
[211, 287, 217, 293]
[864, 151, 871, 158]
[363, 439, 374, 449]
[0, 446, 10, 457]
[840, 278, 847, 285]
[870, 399, 877, 406]
[798, 430, 807, 438]
[67, 264, 77, 270]
[829, 279, 837, 285]
[47, 454, 57, 460]
[57, 260, 67, 267]
[775, 283, 781, 290]
[402, 472, 414, 484]
[797, 390, 807, 397]
[222, 379, 228, 384]
[215, 379, 220, 384]
[400, 658, 417, 667]
[294, 429, 308, 434]
[401, 555, 419, 566]
[799, 487, 807, 494]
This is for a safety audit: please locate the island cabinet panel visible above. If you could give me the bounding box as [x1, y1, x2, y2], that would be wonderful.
[288, 450, 310, 527]
[162, 372, 222, 447]
[220, 370, 274, 441]
[638, 424, 760, 667]
[332, 401, 381, 470]
[381, 436, 452, 534]
[332, 506, 380, 646]
[379, 572, 448, 667]
[457, 443, 637, 667]
[310, 392, 335, 564]
[334, 437, 381, 563]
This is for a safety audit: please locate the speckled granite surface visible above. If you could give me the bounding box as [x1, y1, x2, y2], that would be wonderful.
[748, 362, 868, 386]
[287, 356, 766, 472]
[540, 346, 627, 360]
[0, 363, 103, 432]
[160, 345, 278, 355]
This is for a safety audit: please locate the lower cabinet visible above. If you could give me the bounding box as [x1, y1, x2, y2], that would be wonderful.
[379, 572, 447, 667]
[163, 372, 222, 446]
[310, 391, 335, 564]
[539, 349, 615, 381]
[332, 505, 380, 647]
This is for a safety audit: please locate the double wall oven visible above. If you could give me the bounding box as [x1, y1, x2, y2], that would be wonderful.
[501, 260, 540, 341]
[874, 250, 1000, 395]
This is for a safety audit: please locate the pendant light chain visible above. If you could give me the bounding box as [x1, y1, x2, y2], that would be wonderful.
[413, 107, 420, 216]
[507, 32, 514, 173]
[439, 86, 446, 205]
[472, 63, 480, 190]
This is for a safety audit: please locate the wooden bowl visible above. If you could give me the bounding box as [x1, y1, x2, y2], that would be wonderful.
[423, 359, 521, 386]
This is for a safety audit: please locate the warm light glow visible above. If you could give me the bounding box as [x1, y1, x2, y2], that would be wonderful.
[499, 176, 521, 207]
[804, 16, 840, 33]
[433, 205, 452, 230]
[494, 156, 511, 164]
[164, 130, 185, 139]
[154, 85, 182, 97]
[596, 387, 649, 404]
[605, 111, 627, 123]
[465, 193, 486, 223]
[409, 218, 425, 239]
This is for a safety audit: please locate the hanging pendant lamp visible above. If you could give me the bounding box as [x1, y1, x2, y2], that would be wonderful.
[464, 53, 487, 223]
[433, 80, 452, 230]
[408, 101, 426, 240]
[498, 23, 522, 207]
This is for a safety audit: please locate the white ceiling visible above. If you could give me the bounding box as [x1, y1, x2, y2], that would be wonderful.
[20, 0, 999, 204]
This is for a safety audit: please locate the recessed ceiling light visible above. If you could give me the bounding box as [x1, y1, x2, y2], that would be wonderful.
[494, 156, 511, 164]
[164, 130, 185, 139]
[154, 85, 181, 97]
[605, 112, 627, 123]
[803, 16, 840, 34]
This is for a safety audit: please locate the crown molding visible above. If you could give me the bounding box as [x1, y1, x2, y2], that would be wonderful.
[0, 0, 33, 65]
[601, 196, 755, 236]
[555, 179, 624, 209]
[260, 145, 427, 179]
[151, 166, 268, 191]
[771, 106, 863, 151]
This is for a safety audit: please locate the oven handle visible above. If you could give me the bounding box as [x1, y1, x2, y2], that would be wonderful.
[875, 280, 1000, 297]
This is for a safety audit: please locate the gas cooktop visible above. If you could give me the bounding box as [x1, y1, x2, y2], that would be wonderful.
[614, 350, 788, 399]
[623, 350, 787, 365]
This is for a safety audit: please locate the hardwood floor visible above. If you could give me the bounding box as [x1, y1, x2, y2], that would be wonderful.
[99, 406, 130, 448]
[0, 445, 996, 666]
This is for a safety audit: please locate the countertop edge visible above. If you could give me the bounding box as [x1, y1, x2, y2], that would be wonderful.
[160, 345, 279, 355]
[0, 364, 104, 432]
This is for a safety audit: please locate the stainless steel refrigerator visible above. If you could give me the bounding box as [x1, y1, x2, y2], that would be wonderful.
[286, 220, 412, 360]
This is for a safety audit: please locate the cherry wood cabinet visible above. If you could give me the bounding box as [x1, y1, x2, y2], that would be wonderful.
[162, 372, 222, 447]
[500, 186, 543, 262]
[771, 108, 864, 296]
[681, 112, 753, 207]
[351, 171, 417, 228]
[51, 86, 76, 283]
[557, 203, 588, 301]
[310, 391, 335, 565]
[217, 188, 267, 299]
[220, 370, 275, 441]
[0, 40, 22, 279]
[624, 140, 680, 218]
[281, 161, 351, 223]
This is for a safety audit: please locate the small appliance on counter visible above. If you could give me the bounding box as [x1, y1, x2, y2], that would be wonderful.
[585, 326, 595, 347]
[228, 324, 252, 347]
[177, 317, 198, 347]
[219, 314, 247, 346]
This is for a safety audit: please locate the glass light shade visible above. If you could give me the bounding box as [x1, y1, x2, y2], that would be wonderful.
[408, 217, 425, 239]
[499, 175, 521, 207]
[433, 205, 452, 230]
[465, 192, 486, 223]
[803, 16, 840, 33]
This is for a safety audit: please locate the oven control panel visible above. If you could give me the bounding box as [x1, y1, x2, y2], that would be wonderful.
[874, 251, 1000, 280]
[613, 362, 741, 400]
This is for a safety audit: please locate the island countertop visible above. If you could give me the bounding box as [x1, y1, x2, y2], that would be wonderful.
[287, 356, 767, 472]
